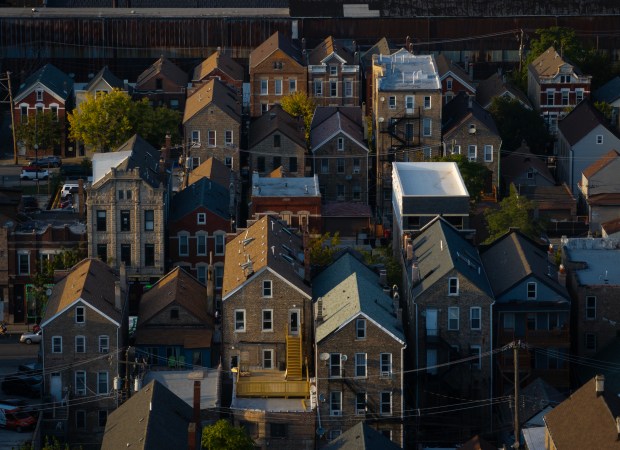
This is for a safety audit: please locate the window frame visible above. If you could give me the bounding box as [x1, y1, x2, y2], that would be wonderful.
[380, 391, 392, 416]
[75, 335, 86, 353]
[470, 345, 481, 369]
[262, 280, 273, 298]
[388, 96, 396, 109]
[178, 234, 189, 256]
[144, 210, 154, 231]
[356, 392, 367, 414]
[289, 78, 297, 93]
[144, 243, 155, 267]
[424, 96, 431, 109]
[356, 318, 366, 339]
[120, 210, 131, 232]
[586, 296, 596, 320]
[234, 309, 246, 332]
[274, 78, 283, 96]
[380, 353, 392, 377]
[262, 309, 273, 332]
[75, 306, 85, 324]
[355, 353, 367, 378]
[585, 333, 597, 351]
[423, 117, 432, 136]
[97, 371, 109, 395]
[99, 335, 109, 353]
[18, 252, 30, 275]
[596, 135, 604, 144]
[336, 158, 345, 174]
[191, 130, 200, 145]
[196, 234, 207, 256]
[75, 370, 86, 396]
[207, 130, 216, 147]
[215, 233, 225, 255]
[344, 79, 353, 98]
[470, 307, 481, 330]
[260, 79, 268, 95]
[527, 282, 537, 300]
[330, 391, 342, 416]
[448, 306, 460, 331]
[329, 353, 342, 378]
[337, 137, 344, 151]
[468, 144, 477, 162]
[314, 79, 323, 96]
[448, 277, 459, 296]
[52, 336, 62, 353]
[484, 145, 493, 162]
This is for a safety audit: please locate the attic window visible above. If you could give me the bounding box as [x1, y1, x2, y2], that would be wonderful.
[170, 309, 179, 319]
[36, 89, 43, 101]
[156, 78, 163, 90]
[197, 213, 206, 225]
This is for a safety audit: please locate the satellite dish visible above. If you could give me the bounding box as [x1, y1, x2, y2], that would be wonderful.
[316, 427, 325, 437]
[45, 288, 53, 297]
[341, 354, 348, 362]
[319, 353, 330, 361]
[318, 393, 325, 402]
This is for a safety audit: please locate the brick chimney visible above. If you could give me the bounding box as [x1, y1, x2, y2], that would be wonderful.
[120, 261, 127, 291]
[187, 422, 197, 450]
[114, 281, 121, 311]
[596, 374, 605, 396]
[193, 380, 201, 425]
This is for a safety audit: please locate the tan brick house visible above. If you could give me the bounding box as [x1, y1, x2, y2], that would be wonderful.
[134, 56, 188, 111]
[191, 50, 244, 95]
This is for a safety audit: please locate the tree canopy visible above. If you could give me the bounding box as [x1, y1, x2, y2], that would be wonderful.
[201, 419, 254, 450]
[16, 111, 61, 153]
[308, 232, 340, 268]
[432, 154, 490, 205]
[489, 97, 551, 154]
[280, 91, 315, 145]
[484, 184, 543, 243]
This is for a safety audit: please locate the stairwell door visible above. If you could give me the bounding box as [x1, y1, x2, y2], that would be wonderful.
[289, 309, 300, 335]
[426, 308, 438, 336]
[50, 372, 62, 402]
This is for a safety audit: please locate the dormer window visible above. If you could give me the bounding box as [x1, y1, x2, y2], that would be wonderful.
[330, 65, 338, 76]
[560, 74, 571, 83]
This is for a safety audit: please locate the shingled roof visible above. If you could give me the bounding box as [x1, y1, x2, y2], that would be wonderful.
[248, 104, 306, 148]
[582, 149, 620, 179]
[15, 63, 74, 103]
[136, 55, 188, 88]
[528, 46, 582, 82]
[310, 106, 368, 153]
[113, 134, 163, 188]
[307, 36, 355, 65]
[323, 421, 401, 450]
[84, 66, 126, 92]
[434, 53, 475, 92]
[249, 31, 304, 69]
[183, 78, 241, 124]
[442, 92, 499, 136]
[476, 72, 531, 109]
[169, 176, 231, 222]
[558, 100, 617, 146]
[192, 51, 244, 83]
[187, 157, 232, 189]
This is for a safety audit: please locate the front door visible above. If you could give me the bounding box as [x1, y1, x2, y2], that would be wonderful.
[426, 309, 438, 336]
[289, 310, 300, 335]
[50, 373, 61, 402]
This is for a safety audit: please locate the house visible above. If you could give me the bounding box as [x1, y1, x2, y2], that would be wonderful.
[248, 104, 307, 176]
[75, 66, 129, 109]
[249, 172, 322, 232]
[134, 267, 215, 370]
[87, 134, 167, 283]
[544, 375, 620, 449]
[561, 236, 620, 357]
[435, 53, 476, 104]
[323, 421, 401, 450]
[579, 150, 620, 233]
[322, 202, 372, 240]
[403, 216, 494, 442]
[359, 37, 391, 117]
[556, 100, 620, 196]
[134, 56, 188, 110]
[12, 63, 74, 157]
[476, 72, 532, 110]
[249, 31, 307, 117]
[313, 252, 406, 446]
[40, 258, 127, 448]
[168, 177, 232, 293]
[527, 46, 591, 134]
[521, 184, 577, 228]
[500, 143, 555, 196]
[391, 162, 470, 252]
[101, 380, 195, 450]
[310, 106, 369, 204]
[372, 49, 442, 222]
[307, 36, 360, 107]
[190, 50, 244, 95]
[593, 76, 620, 129]
[480, 231, 571, 391]
[183, 78, 242, 173]
[442, 92, 501, 197]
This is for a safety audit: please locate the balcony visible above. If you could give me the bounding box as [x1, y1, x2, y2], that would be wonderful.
[235, 369, 309, 398]
[498, 327, 570, 348]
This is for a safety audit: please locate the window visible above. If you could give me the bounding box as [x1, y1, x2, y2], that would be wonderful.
[380, 392, 392, 415]
[50, 105, 58, 121]
[75, 371, 86, 396]
[275, 79, 282, 95]
[380, 353, 392, 376]
[448, 277, 459, 295]
[546, 89, 555, 106]
[289, 78, 297, 93]
[235, 310, 245, 332]
[446, 79, 453, 90]
[470, 307, 481, 330]
[344, 80, 353, 97]
[260, 79, 268, 95]
[423, 118, 432, 136]
[18, 252, 30, 275]
[215, 234, 225, 255]
[99, 336, 109, 353]
[527, 282, 537, 299]
[452, 144, 461, 155]
[467, 145, 477, 162]
[352, 184, 361, 200]
[170, 308, 179, 320]
[560, 74, 571, 83]
[196, 234, 207, 256]
[215, 265, 224, 289]
[596, 135, 603, 144]
[178, 235, 189, 256]
[75, 336, 86, 353]
[289, 157, 297, 173]
[337, 184, 345, 199]
[97, 244, 107, 262]
[52, 336, 62, 353]
[120, 244, 131, 267]
[36, 89, 43, 101]
[120, 210, 130, 232]
[330, 80, 338, 97]
[337, 137, 344, 151]
[261, 103, 269, 114]
[424, 96, 431, 109]
[225, 156, 233, 168]
[470, 345, 481, 369]
[263, 349, 274, 369]
[196, 213, 206, 225]
[97, 372, 108, 395]
[336, 158, 345, 174]
[405, 123, 414, 141]
[353, 158, 361, 173]
[256, 156, 265, 172]
[118, 190, 124, 200]
[98, 410, 108, 428]
[76, 410, 86, 429]
[329, 65, 338, 76]
[483, 145, 493, 162]
[585, 333, 597, 351]
[273, 134, 281, 148]
[155, 78, 163, 90]
[561, 89, 569, 106]
[356, 318, 366, 338]
[355, 353, 367, 377]
[197, 265, 207, 284]
[207, 130, 216, 147]
[191, 130, 200, 145]
[321, 158, 329, 173]
[576, 89, 584, 103]
[330, 391, 342, 415]
[423, 147, 432, 160]
[356, 392, 366, 414]
[586, 296, 596, 320]
[262, 309, 273, 331]
[329, 353, 341, 378]
[145, 244, 155, 267]
[388, 96, 396, 109]
[125, 189, 132, 199]
[263, 280, 272, 297]
[448, 307, 459, 330]
[224, 130, 233, 147]
[271, 422, 287, 438]
[76, 306, 85, 323]
[314, 80, 323, 96]
[144, 210, 154, 231]
[405, 95, 414, 111]
[20, 105, 28, 123]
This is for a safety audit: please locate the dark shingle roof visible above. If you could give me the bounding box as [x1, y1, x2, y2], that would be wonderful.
[136, 55, 188, 89]
[500, 144, 555, 185]
[169, 176, 231, 222]
[192, 51, 244, 83]
[434, 53, 474, 90]
[248, 104, 306, 148]
[323, 421, 401, 450]
[360, 37, 391, 70]
[84, 66, 125, 92]
[114, 134, 163, 188]
[594, 76, 620, 104]
[442, 92, 499, 135]
[310, 106, 367, 153]
[16, 63, 74, 102]
[307, 36, 355, 65]
[476, 72, 531, 109]
[249, 31, 303, 69]
[183, 78, 241, 124]
[558, 100, 615, 146]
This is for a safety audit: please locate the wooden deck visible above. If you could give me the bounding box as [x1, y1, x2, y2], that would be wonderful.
[235, 370, 309, 398]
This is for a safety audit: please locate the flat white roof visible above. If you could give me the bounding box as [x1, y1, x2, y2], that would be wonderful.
[392, 162, 469, 197]
[142, 369, 220, 410]
[373, 50, 441, 91]
[231, 397, 311, 412]
[563, 238, 620, 285]
[251, 173, 320, 197]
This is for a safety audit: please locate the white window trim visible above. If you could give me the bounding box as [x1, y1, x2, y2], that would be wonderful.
[330, 391, 342, 416]
[448, 306, 460, 331]
[470, 307, 481, 330]
[52, 336, 62, 353]
[262, 280, 273, 298]
[329, 353, 342, 378]
[356, 318, 366, 339]
[17, 251, 30, 275]
[468, 145, 477, 161]
[262, 309, 274, 332]
[380, 391, 392, 416]
[75, 335, 86, 353]
[97, 371, 109, 395]
[423, 118, 432, 136]
[355, 353, 367, 378]
[527, 282, 537, 300]
[424, 96, 432, 109]
[260, 79, 268, 95]
[448, 277, 459, 296]
[596, 135, 603, 144]
[484, 144, 493, 162]
[99, 335, 109, 353]
[214, 232, 225, 255]
[75, 370, 86, 396]
[75, 306, 85, 324]
[197, 213, 206, 224]
[196, 233, 208, 256]
[234, 309, 246, 332]
[470, 345, 482, 369]
[262, 349, 275, 369]
[178, 233, 190, 257]
[380, 353, 392, 377]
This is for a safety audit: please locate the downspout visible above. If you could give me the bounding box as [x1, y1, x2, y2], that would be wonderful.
[401, 343, 407, 446]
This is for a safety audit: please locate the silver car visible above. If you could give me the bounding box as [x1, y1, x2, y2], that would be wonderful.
[19, 330, 42, 344]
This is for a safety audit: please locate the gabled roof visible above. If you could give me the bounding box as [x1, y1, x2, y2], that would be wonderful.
[15, 63, 74, 103]
[434, 53, 475, 93]
[314, 252, 404, 344]
[101, 380, 192, 450]
[138, 266, 212, 326]
[248, 104, 306, 149]
[323, 421, 401, 450]
[601, 217, 620, 236]
[41, 258, 121, 327]
[544, 376, 620, 450]
[183, 78, 241, 124]
[410, 216, 493, 299]
[310, 106, 368, 153]
[136, 55, 188, 88]
[500, 144, 555, 185]
[480, 231, 568, 299]
[192, 51, 244, 83]
[169, 176, 230, 222]
[307, 36, 354, 65]
[582, 149, 620, 179]
[594, 76, 620, 104]
[528, 46, 583, 81]
[222, 215, 310, 299]
[187, 157, 232, 189]
[558, 100, 616, 146]
[360, 37, 391, 69]
[442, 92, 499, 136]
[249, 31, 303, 69]
[84, 66, 125, 92]
[109, 134, 163, 188]
[476, 72, 531, 109]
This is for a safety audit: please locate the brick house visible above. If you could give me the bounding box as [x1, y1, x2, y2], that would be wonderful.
[435, 54, 476, 105]
[307, 36, 360, 108]
[442, 92, 501, 197]
[579, 150, 620, 234]
[190, 50, 244, 95]
[40, 258, 128, 448]
[248, 104, 308, 176]
[249, 31, 307, 117]
[527, 46, 591, 134]
[13, 63, 74, 157]
[403, 216, 494, 442]
[310, 106, 369, 204]
[87, 135, 167, 283]
[476, 72, 532, 111]
[134, 56, 188, 111]
[313, 252, 405, 446]
[359, 38, 391, 118]
[500, 143, 556, 196]
[183, 78, 242, 173]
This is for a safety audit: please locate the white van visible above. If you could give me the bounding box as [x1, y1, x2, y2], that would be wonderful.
[61, 183, 79, 199]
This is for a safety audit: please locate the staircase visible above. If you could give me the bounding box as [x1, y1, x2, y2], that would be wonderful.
[285, 333, 303, 380]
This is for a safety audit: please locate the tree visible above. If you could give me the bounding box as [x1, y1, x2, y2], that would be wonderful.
[489, 96, 551, 153]
[309, 232, 340, 268]
[594, 100, 614, 122]
[432, 154, 489, 205]
[484, 184, 542, 243]
[280, 91, 315, 144]
[132, 99, 182, 146]
[15, 111, 61, 153]
[361, 245, 402, 288]
[201, 419, 254, 450]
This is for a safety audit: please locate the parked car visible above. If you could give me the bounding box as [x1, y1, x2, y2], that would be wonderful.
[0, 403, 36, 432]
[17, 363, 42, 377]
[20, 167, 49, 181]
[60, 164, 91, 179]
[28, 156, 62, 168]
[1, 376, 41, 398]
[19, 330, 42, 345]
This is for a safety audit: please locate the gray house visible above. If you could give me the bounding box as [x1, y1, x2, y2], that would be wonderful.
[580, 150, 620, 234]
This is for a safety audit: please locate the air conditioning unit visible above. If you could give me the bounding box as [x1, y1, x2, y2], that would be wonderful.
[332, 410, 342, 416]
[381, 371, 391, 378]
[353, 168, 360, 174]
[356, 409, 366, 415]
[406, 108, 413, 115]
[345, 175, 352, 180]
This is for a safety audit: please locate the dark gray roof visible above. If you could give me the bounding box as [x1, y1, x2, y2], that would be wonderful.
[248, 104, 306, 148]
[476, 72, 531, 109]
[84, 66, 126, 92]
[410, 216, 494, 299]
[594, 76, 620, 104]
[101, 380, 192, 450]
[16, 63, 74, 102]
[360, 37, 391, 70]
[323, 421, 401, 450]
[114, 134, 163, 188]
[442, 92, 499, 135]
[310, 106, 367, 153]
[169, 176, 230, 222]
[500, 144, 555, 185]
[558, 100, 616, 146]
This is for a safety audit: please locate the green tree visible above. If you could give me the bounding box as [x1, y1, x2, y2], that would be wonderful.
[280, 91, 315, 144]
[432, 154, 489, 205]
[361, 245, 402, 288]
[309, 232, 340, 267]
[132, 99, 182, 146]
[484, 184, 542, 243]
[201, 419, 254, 450]
[489, 97, 551, 153]
[15, 111, 61, 153]
[594, 101, 614, 122]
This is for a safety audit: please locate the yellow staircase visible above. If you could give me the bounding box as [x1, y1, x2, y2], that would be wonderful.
[285, 332, 303, 381]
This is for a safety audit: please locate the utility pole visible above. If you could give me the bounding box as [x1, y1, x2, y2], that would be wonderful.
[0, 72, 18, 164]
[513, 340, 521, 449]
[518, 29, 524, 73]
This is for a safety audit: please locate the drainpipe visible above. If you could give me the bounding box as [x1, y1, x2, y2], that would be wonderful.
[401, 343, 407, 445]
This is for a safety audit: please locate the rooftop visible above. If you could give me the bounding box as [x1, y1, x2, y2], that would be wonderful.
[392, 162, 469, 197]
[373, 49, 440, 91]
[232, 396, 310, 413]
[562, 237, 620, 285]
[142, 369, 220, 410]
[251, 173, 320, 197]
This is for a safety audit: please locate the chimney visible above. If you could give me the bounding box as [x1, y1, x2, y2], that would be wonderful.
[406, 239, 413, 261]
[120, 262, 127, 291]
[206, 252, 215, 316]
[393, 292, 400, 313]
[379, 269, 387, 285]
[193, 380, 201, 425]
[596, 374, 605, 396]
[316, 297, 323, 322]
[411, 261, 420, 284]
[547, 243, 555, 264]
[396, 308, 403, 330]
[114, 281, 121, 311]
[303, 229, 311, 282]
[188, 422, 197, 450]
